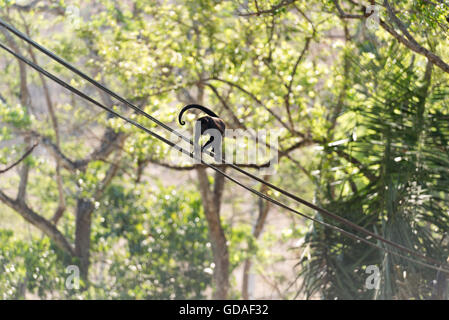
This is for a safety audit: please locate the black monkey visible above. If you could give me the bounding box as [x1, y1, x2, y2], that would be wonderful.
[178, 104, 225, 161]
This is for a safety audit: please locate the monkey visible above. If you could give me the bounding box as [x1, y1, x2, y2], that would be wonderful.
[178, 104, 225, 162]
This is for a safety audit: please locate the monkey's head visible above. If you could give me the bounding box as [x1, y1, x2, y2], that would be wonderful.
[198, 116, 212, 134]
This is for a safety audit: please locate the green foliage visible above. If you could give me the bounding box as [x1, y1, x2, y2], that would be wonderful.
[299, 42, 449, 299]
[0, 230, 72, 299]
[0, 185, 214, 299]
[0, 101, 31, 129]
[86, 184, 214, 299]
[1, 0, 449, 300]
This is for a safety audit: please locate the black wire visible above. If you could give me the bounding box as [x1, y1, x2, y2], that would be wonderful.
[1, 22, 448, 274]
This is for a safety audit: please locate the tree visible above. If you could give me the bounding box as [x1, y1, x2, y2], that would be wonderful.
[299, 38, 449, 300]
[2, 0, 447, 300]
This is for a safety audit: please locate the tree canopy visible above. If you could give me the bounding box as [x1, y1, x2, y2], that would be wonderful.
[0, 0, 448, 300]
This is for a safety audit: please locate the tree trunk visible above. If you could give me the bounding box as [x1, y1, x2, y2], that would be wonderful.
[242, 177, 271, 300]
[242, 259, 253, 300]
[197, 167, 229, 299]
[74, 198, 95, 281]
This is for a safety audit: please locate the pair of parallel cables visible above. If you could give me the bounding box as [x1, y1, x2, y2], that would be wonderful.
[1, 18, 448, 274]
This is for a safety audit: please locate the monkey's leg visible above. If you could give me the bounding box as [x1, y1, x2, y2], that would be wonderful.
[201, 136, 222, 163]
[201, 136, 214, 152]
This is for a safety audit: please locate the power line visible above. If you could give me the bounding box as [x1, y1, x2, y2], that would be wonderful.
[0, 22, 448, 274]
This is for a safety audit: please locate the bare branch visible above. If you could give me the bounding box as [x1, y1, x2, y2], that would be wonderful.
[238, 0, 297, 17]
[12, 0, 65, 15]
[284, 38, 311, 131]
[379, 18, 449, 73]
[19, 16, 67, 224]
[205, 83, 247, 130]
[384, 0, 416, 43]
[204, 77, 301, 136]
[0, 20, 32, 109]
[146, 157, 273, 171]
[17, 139, 30, 202]
[33, 129, 125, 171]
[332, 0, 365, 19]
[328, 24, 350, 133]
[293, 4, 317, 36]
[94, 150, 123, 199]
[0, 189, 75, 255]
[332, 0, 449, 74]
[334, 149, 377, 182]
[0, 142, 38, 174]
[39, 135, 77, 170]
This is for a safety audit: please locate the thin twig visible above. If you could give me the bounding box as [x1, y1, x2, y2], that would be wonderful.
[239, 0, 297, 17]
[0, 142, 38, 174]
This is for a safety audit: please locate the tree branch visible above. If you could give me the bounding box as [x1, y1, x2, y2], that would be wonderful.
[20, 16, 67, 224]
[332, 0, 449, 74]
[238, 0, 298, 17]
[284, 37, 311, 131]
[94, 149, 123, 199]
[12, 0, 65, 15]
[334, 149, 377, 182]
[204, 77, 302, 136]
[205, 83, 247, 130]
[331, 0, 365, 19]
[0, 142, 38, 174]
[0, 19, 32, 109]
[146, 157, 273, 171]
[0, 189, 75, 255]
[379, 18, 449, 73]
[328, 23, 350, 134]
[33, 129, 125, 172]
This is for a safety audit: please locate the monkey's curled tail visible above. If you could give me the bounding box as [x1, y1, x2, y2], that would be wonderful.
[178, 104, 220, 125]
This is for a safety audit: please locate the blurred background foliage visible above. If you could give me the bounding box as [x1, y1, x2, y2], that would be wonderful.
[0, 0, 448, 299]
